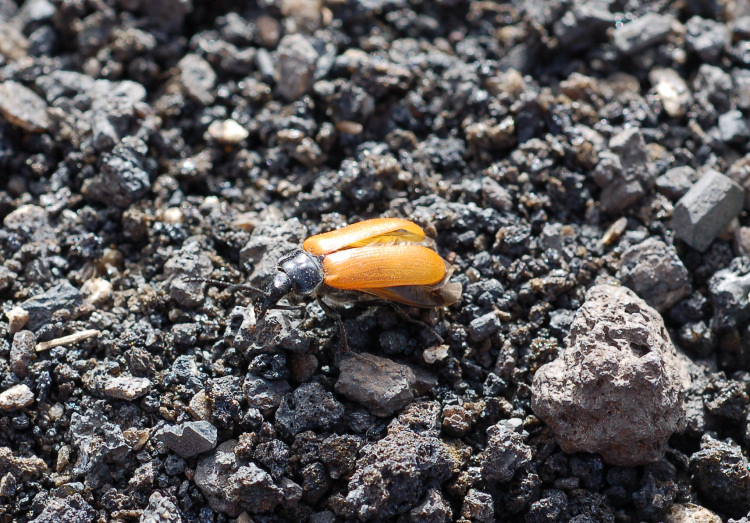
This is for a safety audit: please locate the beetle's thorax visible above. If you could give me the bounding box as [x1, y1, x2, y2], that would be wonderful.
[278, 249, 325, 295]
[254, 249, 325, 321]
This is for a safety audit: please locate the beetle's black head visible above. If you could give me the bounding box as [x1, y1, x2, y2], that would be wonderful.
[254, 271, 293, 321]
[253, 249, 324, 321]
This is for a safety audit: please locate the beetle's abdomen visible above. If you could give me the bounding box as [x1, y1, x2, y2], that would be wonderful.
[321, 245, 446, 290]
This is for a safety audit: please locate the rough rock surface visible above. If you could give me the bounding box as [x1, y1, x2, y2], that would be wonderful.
[531, 285, 688, 466]
[335, 352, 416, 417]
[155, 421, 218, 458]
[673, 170, 744, 252]
[345, 425, 454, 521]
[690, 435, 750, 518]
[617, 238, 691, 312]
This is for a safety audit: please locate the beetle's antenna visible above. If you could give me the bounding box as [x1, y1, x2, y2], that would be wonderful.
[183, 278, 269, 297]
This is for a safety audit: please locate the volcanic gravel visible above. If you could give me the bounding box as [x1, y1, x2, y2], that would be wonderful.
[2, 0, 750, 522]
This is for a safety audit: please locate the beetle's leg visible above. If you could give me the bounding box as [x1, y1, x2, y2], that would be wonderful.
[386, 302, 444, 344]
[316, 297, 349, 352]
[270, 304, 305, 312]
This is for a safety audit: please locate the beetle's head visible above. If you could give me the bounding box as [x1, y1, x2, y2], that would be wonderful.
[253, 250, 324, 322]
[253, 271, 293, 322]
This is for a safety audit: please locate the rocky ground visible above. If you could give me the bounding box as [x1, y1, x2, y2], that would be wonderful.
[2, 0, 750, 522]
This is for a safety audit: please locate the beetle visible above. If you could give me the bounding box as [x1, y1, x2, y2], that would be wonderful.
[190, 217, 462, 350]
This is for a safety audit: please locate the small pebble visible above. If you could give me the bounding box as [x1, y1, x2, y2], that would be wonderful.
[6, 306, 29, 334]
[80, 278, 112, 307]
[275, 34, 318, 101]
[103, 376, 152, 401]
[649, 68, 692, 118]
[335, 353, 415, 417]
[178, 54, 216, 105]
[156, 421, 218, 458]
[0, 81, 50, 132]
[613, 13, 674, 55]
[10, 331, 35, 378]
[673, 170, 744, 251]
[207, 119, 249, 144]
[0, 384, 34, 412]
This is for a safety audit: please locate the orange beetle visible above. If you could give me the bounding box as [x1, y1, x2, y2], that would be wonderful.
[194, 218, 462, 348]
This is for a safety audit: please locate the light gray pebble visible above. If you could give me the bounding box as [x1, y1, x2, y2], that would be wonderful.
[335, 353, 415, 417]
[673, 170, 744, 251]
[0, 384, 34, 412]
[156, 421, 218, 458]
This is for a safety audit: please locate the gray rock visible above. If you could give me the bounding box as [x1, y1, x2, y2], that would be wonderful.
[335, 353, 415, 417]
[10, 330, 35, 378]
[656, 166, 699, 200]
[665, 503, 722, 523]
[309, 511, 337, 523]
[673, 170, 744, 251]
[613, 13, 674, 55]
[728, 154, 750, 209]
[156, 421, 218, 458]
[597, 127, 654, 213]
[104, 376, 152, 401]
[708, 257, 750, 331]
[617, 238, 691, 312]
[0, 266, 16, 294]
[319, 434, 363, 480]
[685, 15, 730, 61]
[719, 110, 750, 144]
[468, 312, 502, 342]
[178, 54, 215, 105]
[0, 81, 50, 132]
[690, 435, 750, 518]
[227, 463, 283, 513]
[35, 72, 147, 150]
[240, 216, 308, 286]
[479, 419, 533, 482]
[0, 446, 47, 481]
[0, 21, 28, 61]
[195, 440, 243, 516]
[21, 281, 83, 331]
[531, 285, 687, 466]
[275, 34, 318, 101]
[275, 382, 344, 437]
[81, 136, 152, 208]
[253, 439, 290, 479]
[459, 489, 494, 523]
[481, 176, 513, 211]
[164, 245, 212, 308]
[693, 64, 733, 112]
[0, 384, 34, 412]
[193, 440, 291, 516]
[408, 488, 452, 523]
[527, 490, 567, 522]
[733, 68, 750, 110]
[734, 15, 750, 40]
[141, 0, 191, 32]
[345, 426, 453, 521]
[231, 306, 312, 354]
[16, 0, 55, 25]
[649, 68, 692, 118]
[243, 374, 291, 415]
[28, 493, 95, 523]
[300, 461, 330, 503]
[2, 204, 52, 243]
[552, 0, 614, 52]
[140, 491, 184, 523]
